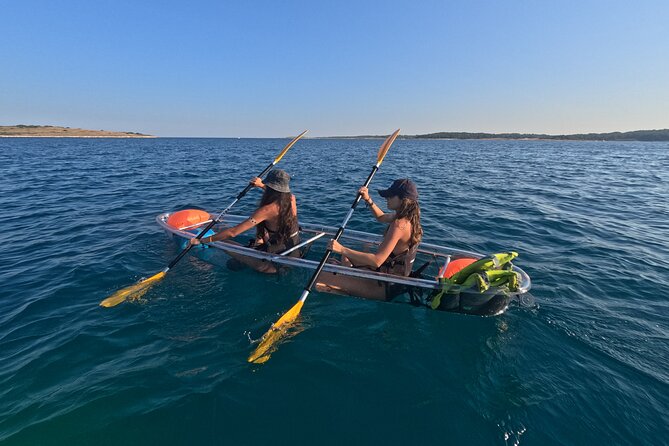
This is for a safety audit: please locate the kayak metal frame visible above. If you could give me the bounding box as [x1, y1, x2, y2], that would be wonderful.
[156, 212, 532, 295]
[279, 232, 326, 256]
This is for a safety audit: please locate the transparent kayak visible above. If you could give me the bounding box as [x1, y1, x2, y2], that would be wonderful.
[157, 212, 532, 316]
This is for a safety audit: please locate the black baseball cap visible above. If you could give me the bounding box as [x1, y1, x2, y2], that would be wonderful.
[378, 179, 418, 200]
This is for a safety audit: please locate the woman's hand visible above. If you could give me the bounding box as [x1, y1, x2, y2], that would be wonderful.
[189, 238, 201, 246]
[250, 177, 264, 188]
[327, 239, 344, 254]
[359, 186, 370, 202]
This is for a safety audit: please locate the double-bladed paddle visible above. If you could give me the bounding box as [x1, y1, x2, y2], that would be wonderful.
[248, 129, 400, 363]
[100, 130, 308, 308]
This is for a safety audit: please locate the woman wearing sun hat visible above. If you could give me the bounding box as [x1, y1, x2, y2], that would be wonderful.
[190, 169, 299, 273]
[316, 178, 423, 300]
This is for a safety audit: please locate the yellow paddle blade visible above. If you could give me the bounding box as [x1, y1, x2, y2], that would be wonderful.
[273, 130, 308, 164]
[376, 129, 400, 164]
[248, 300, 304, 363]
[99, 271, 166, 308]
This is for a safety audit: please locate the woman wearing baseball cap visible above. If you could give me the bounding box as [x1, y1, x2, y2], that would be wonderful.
[190, 169, 300, 273]
[317, 178, 423, 300]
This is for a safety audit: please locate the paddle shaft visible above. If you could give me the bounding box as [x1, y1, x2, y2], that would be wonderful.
[246, 130, 397, 362]
[166, 161, 278, 270]
[300, 163, 382, 296]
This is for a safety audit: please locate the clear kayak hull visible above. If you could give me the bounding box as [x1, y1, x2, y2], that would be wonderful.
[156, 212, 532, 316]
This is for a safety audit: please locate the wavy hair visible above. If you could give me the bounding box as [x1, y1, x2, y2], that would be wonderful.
[395, 198, 423, 246]
[256, 188, 297, 243]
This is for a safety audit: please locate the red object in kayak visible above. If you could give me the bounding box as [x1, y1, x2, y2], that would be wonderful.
[444, 258, 477, 278]
[166, 209, 211, 229]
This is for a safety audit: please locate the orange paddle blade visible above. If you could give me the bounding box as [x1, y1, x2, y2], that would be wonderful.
[376, 129, 400, 164]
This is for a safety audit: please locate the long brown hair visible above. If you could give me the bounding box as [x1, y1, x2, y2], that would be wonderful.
[256, 188, 297, 243]
[395, 198, 422, 246]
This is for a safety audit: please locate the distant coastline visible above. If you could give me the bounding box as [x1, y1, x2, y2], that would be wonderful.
[0, 125, 154, 138]
[322, 129, 669, 142]
[3, 125, 668, 141]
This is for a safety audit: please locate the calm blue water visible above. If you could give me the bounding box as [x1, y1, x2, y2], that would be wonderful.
[1, 137, 668, 445]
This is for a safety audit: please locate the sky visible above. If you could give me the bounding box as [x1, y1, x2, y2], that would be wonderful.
[1, 0, 668, 137]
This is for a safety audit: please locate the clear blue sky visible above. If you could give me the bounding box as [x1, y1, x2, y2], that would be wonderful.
[1, 0, 668, 137]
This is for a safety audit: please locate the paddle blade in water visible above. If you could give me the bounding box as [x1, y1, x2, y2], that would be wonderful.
[376, 129, 400, 164]
[100, 271, 166, 307]
[274, 130, 308, 164]
[248, 300, 304, 363]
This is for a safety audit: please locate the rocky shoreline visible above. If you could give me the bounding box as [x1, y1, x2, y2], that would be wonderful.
[0, 125, 154, 138]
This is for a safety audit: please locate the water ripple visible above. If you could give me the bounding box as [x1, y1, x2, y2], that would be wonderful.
[0, 138, 668, 444]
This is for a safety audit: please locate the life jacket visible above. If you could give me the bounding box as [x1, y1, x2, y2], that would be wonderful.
[167, 209, 215, 250]
[377, 219, 418, 277]
[256, 220, 300, 255]
[429, 252, 521, 310]
[378, 244, 418, 277]
[167, 209, 211, 229]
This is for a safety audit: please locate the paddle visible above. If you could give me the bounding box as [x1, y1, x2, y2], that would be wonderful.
[248, 129, 400, 363]
[100, 130, 308, 308]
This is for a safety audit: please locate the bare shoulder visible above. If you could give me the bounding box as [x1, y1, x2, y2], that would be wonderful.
[291, 194, 298, 215]
[255, 203, 278, 218]
[392, 217, 411, 231]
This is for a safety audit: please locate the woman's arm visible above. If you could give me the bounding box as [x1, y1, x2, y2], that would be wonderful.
[328, 221, 404, 269]
[250, 177, 266, 190]
[359, 186, 394, 223]
[368, 202, 395, 223]
[192, 207, 270, 245]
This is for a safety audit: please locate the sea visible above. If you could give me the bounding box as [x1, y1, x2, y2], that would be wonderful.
[0, 137, 667, 445]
